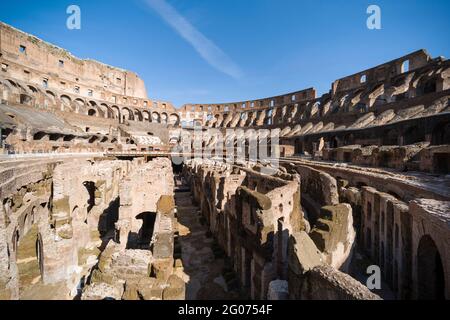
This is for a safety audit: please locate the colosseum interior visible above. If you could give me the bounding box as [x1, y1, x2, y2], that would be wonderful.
[0, 21, 449, 301]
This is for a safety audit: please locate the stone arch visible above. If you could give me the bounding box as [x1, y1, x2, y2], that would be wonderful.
[45, 90, 56, 106]
[152, 112, 161, 123]
[122, 107, 133, 121]
[131, 212, 157, 249]
[134, 109, 143, 122]
[74, 98, 85, 113]
[88, 108, 97, 117]
[27, 85, 38, 93]
[5, 79, 19, 91]
[99, 103, 111, 118]
[161, 112, 168, 124]
[12, 228, 19, 252]
[33, 131, 47, 141]
[22, 212, 31, 235]
[20, 93, 33, 105]
[16, 223, 43, 293]
[60, 95, 72, 111]
[169, 113, 180, 126]
[36, 233, 44, 278]
[142, 110, 151, 122]
[417, 235, 445, 300]
[111, 105, 120, 120]
[417, 77, 438, 96]
[30, 207, 36, 225]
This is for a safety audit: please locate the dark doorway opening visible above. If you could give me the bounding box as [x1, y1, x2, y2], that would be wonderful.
[83, 181, 96, 213]
[343, 152, 352, 163]
[172, 161, 184, 174]
[136, 212, 157, 249]
[417, 235, 445, 300]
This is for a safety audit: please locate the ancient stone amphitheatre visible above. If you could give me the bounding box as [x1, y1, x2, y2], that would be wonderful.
[0, 21, 449, 301]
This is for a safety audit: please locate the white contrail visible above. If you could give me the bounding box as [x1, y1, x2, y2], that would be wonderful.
[145, 0, 243, 79]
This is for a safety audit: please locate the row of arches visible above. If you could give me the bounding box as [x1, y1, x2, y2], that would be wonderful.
[55, 94, 181, 125]
[199, 69, 445, 129]
[0, 78, 179, 125]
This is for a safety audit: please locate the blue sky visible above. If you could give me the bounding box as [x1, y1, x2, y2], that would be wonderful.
[1, 0, 449, 107]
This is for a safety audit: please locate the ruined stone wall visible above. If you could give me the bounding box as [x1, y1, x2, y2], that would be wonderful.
[116, 157, 174, 250]
[0, 156, 132, 299]
[181, 156, 443, 300]
[184, 160, 305, 299]
[184, 159, 369, 300]
[291, 265, 382, 300]
[337, 181, 450, 299]
[283, 163, 339, 224]
[0, 155, 185, 300]
[81, 157, 184, 300]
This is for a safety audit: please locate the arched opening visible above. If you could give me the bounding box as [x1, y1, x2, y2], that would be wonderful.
[401, 60, 410, 73]
[169, 113, 180, 126]
[20, 94, 33, 105]
[1, 83, 11, 101]
[329, 136, 339, 149]
[74, 98, 85, 113]
[161, 112, 168, 124]
[27, 85, 38, 93]
[152, 112, 161, 123]
[417, 78, 437, 96]
[88, 109, 97, 116]
[134, 110, 143, 122]
[111, 106, 120, 120]
[355, 103, 368, 113]
[33, 132, 47, 141]
[16, 224, 43, 296]
[12, 229, 19, 252]
[60, 95, 72, 111]
[122, 108, 133, 121]
[36, 234, 44, 277]
[265, 109, 273, 125]
[143, 111, 151, 122]
[6, 79, 18, 88]
[360, 74, 367, 83]
[99, 103, 111, 118]
[417, 235, 445, 300]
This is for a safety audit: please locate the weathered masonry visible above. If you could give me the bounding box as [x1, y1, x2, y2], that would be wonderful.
[0, 21, 449, 300]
